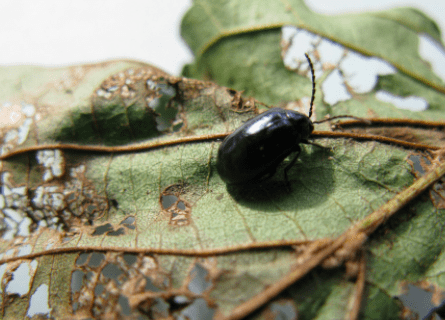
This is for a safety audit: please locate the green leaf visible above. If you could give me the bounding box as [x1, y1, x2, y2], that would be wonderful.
[181, 0, 445, 114]
[369, 7, 443, 44]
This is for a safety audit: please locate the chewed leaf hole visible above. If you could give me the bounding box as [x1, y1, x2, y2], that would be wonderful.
[396, 282, 445, 320]
[76, 253, 89, 266]
[418, 34, 445, 82]
[408, 153, 445, 209]
[101, 263, 124, 279]
[36, 149, 65, 182]
[107, 227, 125, 236]
[148, 298, 170, 318]
[27, 284, 51, 317]
[161, 195, 178, 209]
[72, 252, 169, 318]
[376, 91, 428, 112]
[177, 201, 186, 210]
[0, 163, 108, 239]
[430, 178, 445, 209]
[148, 80, 182, 132]
[178, 298, 215, 320]
[188, 264, 212, 295]
[119, 295, 132, 316]
[123, 254, 137, 266]
[71, 270, 84, 293]
[88, 252, 105, 268]
[145, 277, 163, 292]
[92, 223, 113, 236]
[92, 222, 128, 236]
[120, 216, 136, 229]
[408, 154, 431, 176]
[160, 183, 192, 226]
[87, 68, 181, 145]
[6, 261, 37, 296]
[281, 26, 396, 107]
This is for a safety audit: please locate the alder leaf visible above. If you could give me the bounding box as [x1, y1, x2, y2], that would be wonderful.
[181, 0, 445, 118]
[1, 1, 445, 320]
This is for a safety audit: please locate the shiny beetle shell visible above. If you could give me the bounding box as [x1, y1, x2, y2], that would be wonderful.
[216, 108, 314, 184]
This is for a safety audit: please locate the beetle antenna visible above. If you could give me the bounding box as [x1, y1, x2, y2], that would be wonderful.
[302, 55, 370, 126]
[305, 53, 316, 119]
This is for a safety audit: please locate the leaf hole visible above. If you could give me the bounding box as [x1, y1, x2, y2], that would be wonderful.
[396, 282, 444, 320]
[178, 298, 215, 320]
[161, 195, 178, 209]
[86, 271, 95, 281]
[27, 284, 51, 317]
[177, 201, 186, 210]
[408, 153, 445, 209]
[92, 223, 113, 236]
[148, 298, 170, 318]
[88, 252, 105, 268]
[173, 295, 190, 305]
[119, 294, 131, 316]
[123, 254, 137, 266]
[120, 216, 136, 229]
[281, 26, 397, 108]
[6, 261, 37, 297]
[376, 91, 428, 112]
[101, 263, 124, 279]
[71, 270, 85, 293]
[145, 276, 162, 292]
[95, 283, 104, 296]
[408, 153, 431, 176]
[107, 227, 125, 236]
[188, 263, 212, 295]
[160, 184, 193, 226]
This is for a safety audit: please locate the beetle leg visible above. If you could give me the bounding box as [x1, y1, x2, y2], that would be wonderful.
[284, 145, 302, 189]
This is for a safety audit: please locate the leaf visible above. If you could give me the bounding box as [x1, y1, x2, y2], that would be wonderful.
[181, 0, 445, 112]
[1, 2, 445, 320]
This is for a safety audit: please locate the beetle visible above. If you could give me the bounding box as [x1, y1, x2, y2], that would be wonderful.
[216, 54, 317, 185]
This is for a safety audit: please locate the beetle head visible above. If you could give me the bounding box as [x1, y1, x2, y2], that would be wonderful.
[286, 110, 314, 138]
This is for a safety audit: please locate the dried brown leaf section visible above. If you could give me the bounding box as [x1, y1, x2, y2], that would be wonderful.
[0, 153, 107, 241]
[71, 251, 223, 319]
[94, 66, 170, 102]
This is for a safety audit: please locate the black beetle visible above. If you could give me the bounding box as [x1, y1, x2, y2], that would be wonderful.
[216, 54, 317, 185]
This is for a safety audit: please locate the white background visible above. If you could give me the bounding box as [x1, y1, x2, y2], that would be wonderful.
[0, 0, 443, 76]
